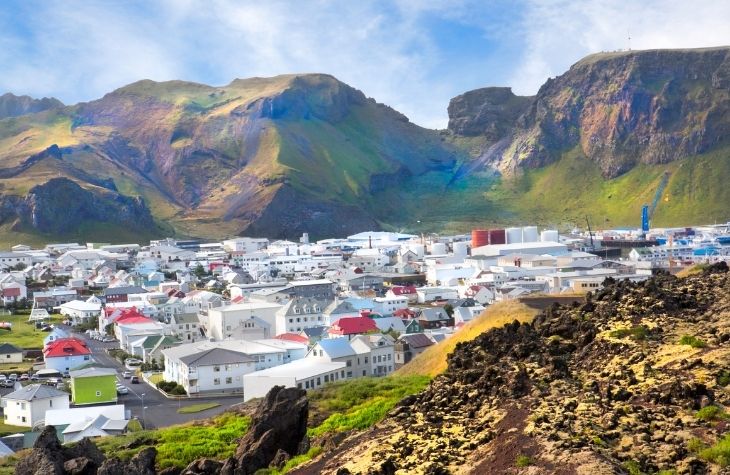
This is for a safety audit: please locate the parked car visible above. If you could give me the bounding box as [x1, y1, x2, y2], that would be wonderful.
[19, 374, 29, 381]
[1, 380, 14, 388]
[0, 374, 6, 381]
[8, 373, 18, 381]
[117, 386, 129, 395]
[122, 371, 132, 379]
[30, 374, 39, 381]
[130, 376, 140, 384]
[62, 371, 70, 378]
[45, 377, 60, 386]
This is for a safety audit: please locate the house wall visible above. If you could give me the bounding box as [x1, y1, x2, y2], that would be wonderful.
[208, 306, 280, 340]
[2, 395, 69, 427]
[0, 351, 22, 363]
[182, 361, 257, 394]
[71, 375, 117, 405]
[45, 354, 91, 372]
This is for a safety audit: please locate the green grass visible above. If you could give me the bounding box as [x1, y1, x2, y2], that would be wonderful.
[695, 405, 730, 422]
[177, 402, 221, 414]
[716, 370, 730, 387]
[0, 422, 28, 436]
[95, 412, 251, 469]
[255, 446, 325, 475]
[0, 313, 63, 349]
[679, 335, 707, 349]
[699, 434, 730, 467]
[515, 455, 533, 467]
[147, 373, 164, 385]
[307, 375, 431, 437]
[609, 325, 649, 341]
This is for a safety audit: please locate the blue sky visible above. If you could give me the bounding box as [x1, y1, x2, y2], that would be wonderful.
[1, 0, 729, 128]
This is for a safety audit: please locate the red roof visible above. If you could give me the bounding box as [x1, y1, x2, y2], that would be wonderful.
[329, 316, 378, 336]
[275, 333, 309, 344]
[393, 308, 416, 318]
[107, 307, 152, 325]
[390, 286, 417, 296]
[1, 288, 21, 297]
[44, 338, 90, 357]
[231, 295, 245, 304]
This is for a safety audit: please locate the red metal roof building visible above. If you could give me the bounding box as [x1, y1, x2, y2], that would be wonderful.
[43, 338, 91, 357]
[328, 316, 378, 340]
[274, 333, 310, 345]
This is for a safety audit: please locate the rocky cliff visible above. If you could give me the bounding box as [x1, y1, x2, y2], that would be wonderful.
[300, 263, 730, 474]
[449, 47, 730, 178]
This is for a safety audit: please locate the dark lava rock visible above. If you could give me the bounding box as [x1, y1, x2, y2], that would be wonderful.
[233, 386, 308, 475]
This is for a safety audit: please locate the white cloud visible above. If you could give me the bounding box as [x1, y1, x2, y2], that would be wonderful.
[1, 0, 729, 127]
[510, 0, 730, 95]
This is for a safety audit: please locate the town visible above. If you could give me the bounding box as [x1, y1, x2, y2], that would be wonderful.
[0, 221, 729, 456]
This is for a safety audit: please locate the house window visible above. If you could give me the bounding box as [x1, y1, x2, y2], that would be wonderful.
[213, 366, 220, 372]
[346, 371, 352, 378]
[362, 370, 366, 376]
[346, 360, 352, 367]
[49, 400, 52, 407]
[226, 377, 232, 384]
[214, 378, 220, 385]
[324, 375, 329, 383]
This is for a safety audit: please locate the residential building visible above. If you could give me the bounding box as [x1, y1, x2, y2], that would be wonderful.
[415, 287, 459, 303]
[169, 313, 203, 342]
[274, 298, 328, 335]
[57, 296, 102, 325]
[417, 307, 454, 329]
[43, 338, 91, 372]
[394, 333, 435, 369]
[0, 343, 22, 363]
[33, 288, 77, 310]
[69, 367, 117, 405]
[306, 337, 369, 380]
[128, 335, 180, 363]
[1, 385, 69, 427]
[0, 279, 27, 305]
[103, 286, 148, 304]
[62, 414, 129, 444]
[243, 358, 346, 401]
[207, 302, 282, 340]
[0, 252, 32, 270]
[350, 333, 395, 377]
[386, 286, 418, 303]
[327, 316, 378, 340]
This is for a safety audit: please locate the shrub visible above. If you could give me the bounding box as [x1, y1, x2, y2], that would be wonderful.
[515, 455, 532, 467]
[679, 335, 706, 348]
[717, 370, 730, 387]
[170, 385, 187, 395]
[696, 405, 729, 422]
[622, 460, 642, 475]
[609, 326, 649, 341]
[688, 437, 707, 453]
[700, 434, 730, 467]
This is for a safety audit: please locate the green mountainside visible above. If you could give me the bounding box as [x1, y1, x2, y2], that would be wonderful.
[1, 47, 729, 244]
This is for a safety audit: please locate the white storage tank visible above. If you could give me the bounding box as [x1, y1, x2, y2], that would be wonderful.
[522, 226, 539, 243]
[430, 242, 447, 255]
[506, 227, 523, 244]
[407, 244, 425, 259]
[541, 230, 559, 243]
[452, 241, 468, 257]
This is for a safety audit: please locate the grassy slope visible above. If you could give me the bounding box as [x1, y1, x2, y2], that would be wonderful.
[0, 314, 63, 349]
[397, 300, 540, 377]
[482, 146, 730, 230]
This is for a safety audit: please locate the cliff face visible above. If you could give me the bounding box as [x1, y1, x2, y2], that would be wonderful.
[449, 47, 730, 179]
[447, 87, 532, 140]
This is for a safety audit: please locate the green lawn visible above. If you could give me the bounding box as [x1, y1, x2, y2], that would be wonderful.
[0, 313, 63, 349]
[0, 422, 28, 436]
[177, 403, 221, 414]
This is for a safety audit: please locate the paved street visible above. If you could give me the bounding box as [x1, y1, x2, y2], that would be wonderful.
[67, 327, 244, 429]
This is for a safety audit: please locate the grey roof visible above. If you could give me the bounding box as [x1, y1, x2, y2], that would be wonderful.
[103, 286, 147, 296]
[171, 313, 199, 324]
[399, 333, 435, 349]
[179, 348, 256, 367]
[69, 367, 117, 378]
[317, 338, 355, 359]
[0, 343, 22, 354]
[3, 384, 68, 401]
[300, 326, 328, 338]
[418, 308, 449, 321]
[372, 317, 407, 333]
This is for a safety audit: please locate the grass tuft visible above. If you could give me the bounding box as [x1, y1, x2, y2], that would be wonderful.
[679, 335, 706, 349]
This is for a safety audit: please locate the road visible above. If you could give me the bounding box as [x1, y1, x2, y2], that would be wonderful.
[62, 327, 245, 429]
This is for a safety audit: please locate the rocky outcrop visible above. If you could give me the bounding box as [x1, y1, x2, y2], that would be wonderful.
[231, 386, 309, 474]
[312, 265, 730, 474]
[447, 87, 532, 139]
[0, 177, 155, 235]
[0, 92, 63, 118]
[14, 426, 143, 475]
[449, 47, 730, 178]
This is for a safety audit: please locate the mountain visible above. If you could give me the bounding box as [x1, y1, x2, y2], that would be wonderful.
[448, 46, 730, 228]
[0, 75, 460, 243]
[0, 93, 63, 118]
[296, 263, 730, 474]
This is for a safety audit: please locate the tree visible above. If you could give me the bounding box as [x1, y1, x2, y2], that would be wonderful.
[193, 264, 206, 279]
[443, 304, 454, 318]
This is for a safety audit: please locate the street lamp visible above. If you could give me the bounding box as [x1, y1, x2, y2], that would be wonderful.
[143, 406, 148, 429]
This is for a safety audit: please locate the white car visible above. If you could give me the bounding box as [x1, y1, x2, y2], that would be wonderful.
[116, 386, 129, 395]
[122, 371, 132, 379]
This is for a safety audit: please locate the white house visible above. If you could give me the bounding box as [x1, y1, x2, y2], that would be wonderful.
[416, 287, 459, 303]
[169, 313, 203, 343]
[207, 302, 282, 340]
[62, 414, 129, 444]
[274, 298, 328, 336]
[243, 358, 346, 401]
[1, 384, 69, 428]
[43, 338, 92, 372]
[0, 279, 27, 305]
[0, 343, 23, 363]
[161, 339, 306, 394]
[372, 296, 409, 316]
[57, 296, 102, 325]
[350, 334, 396, 377]
[0, 252, 32, 271]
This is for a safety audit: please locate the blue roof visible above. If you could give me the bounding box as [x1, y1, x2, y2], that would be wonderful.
[342, 297, 374, 311]
[317, 338, 355, 359]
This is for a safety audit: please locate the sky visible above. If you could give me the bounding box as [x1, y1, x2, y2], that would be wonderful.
[1, 0, 729, 129]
